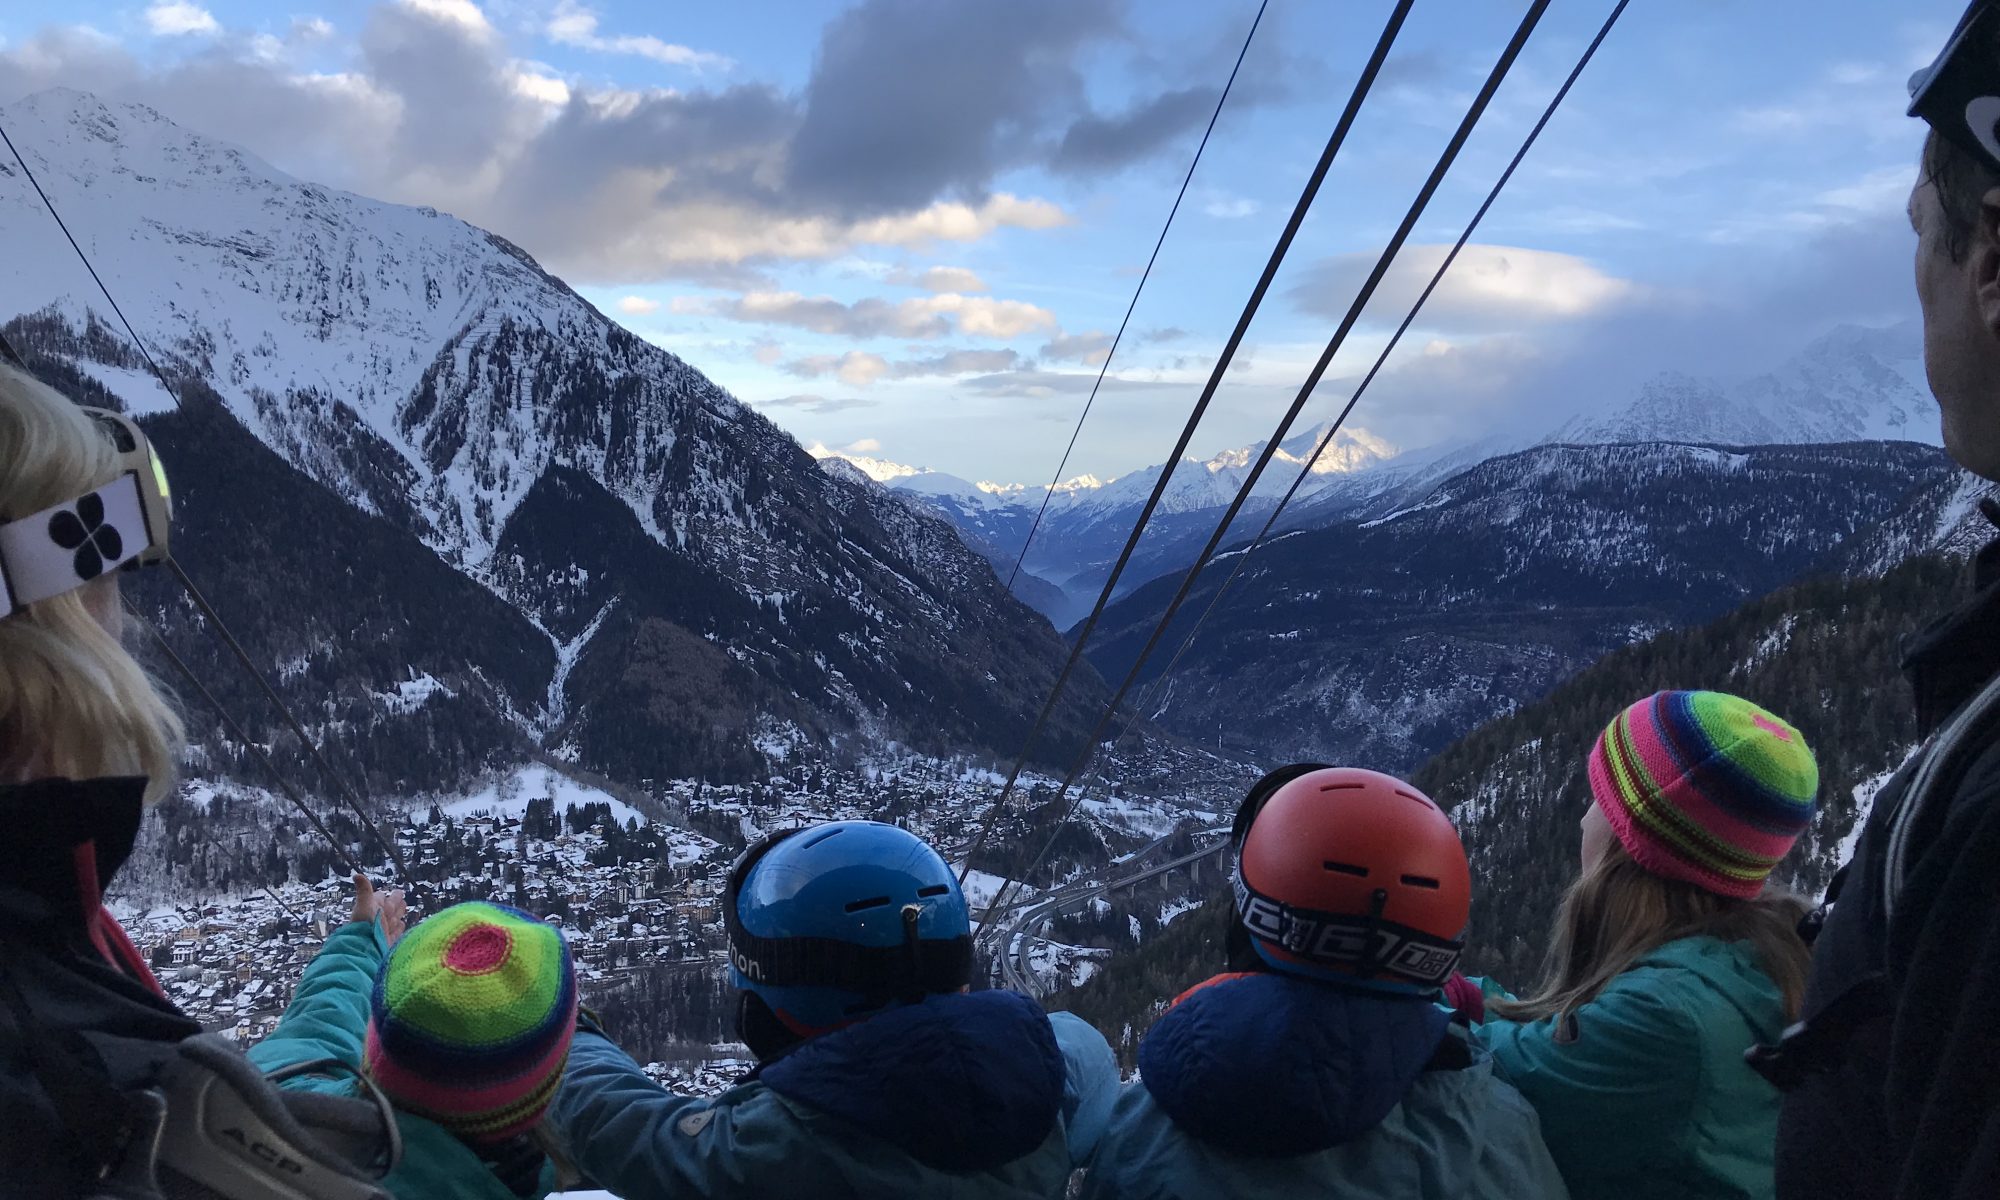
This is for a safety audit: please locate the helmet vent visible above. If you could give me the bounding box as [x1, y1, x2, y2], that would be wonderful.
[1394, 789, 1434, 807]
[1400, 874, 1441, 889]
[1318, 781, 1367, 792]
[1323, 861, 1370, 877]
[843, 895, 893, 913]
[916, 884, 951, 897]
[803, 827, 846, 848]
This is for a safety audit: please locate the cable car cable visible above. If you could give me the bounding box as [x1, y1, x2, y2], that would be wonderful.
[978, 0, 1560, 935]
[1002, 0, 1271, 593]
[958, 0, 1419, 884]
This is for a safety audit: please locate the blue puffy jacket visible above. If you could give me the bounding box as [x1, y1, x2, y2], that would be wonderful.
[548, 989, 1119, 1199]
[1079, 972, 1570, 1200]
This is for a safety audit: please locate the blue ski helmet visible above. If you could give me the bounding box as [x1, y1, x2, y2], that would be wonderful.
[724, 820, 973, 1036]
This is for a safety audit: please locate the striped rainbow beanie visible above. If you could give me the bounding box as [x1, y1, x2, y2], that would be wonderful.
[1588, 691, 1819, 899]
[364, 902, 577, 1144]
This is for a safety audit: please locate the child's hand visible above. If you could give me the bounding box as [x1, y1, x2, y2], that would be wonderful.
[1443, 972, 1486, 1025]
[349, 873, 409, 946]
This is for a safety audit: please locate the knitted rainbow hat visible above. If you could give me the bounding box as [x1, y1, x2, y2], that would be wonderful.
[1588, 691, 1819, 899]
[364, 902, 577, 1144]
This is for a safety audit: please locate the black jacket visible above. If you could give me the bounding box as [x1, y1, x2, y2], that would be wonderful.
[0, 777, 202, 1198]
[1776, 500, 2000, 1200]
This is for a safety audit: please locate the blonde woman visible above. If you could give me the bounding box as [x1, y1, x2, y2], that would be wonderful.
[1469, 690, 1817, 1200]
[0, 360, 195, 1194]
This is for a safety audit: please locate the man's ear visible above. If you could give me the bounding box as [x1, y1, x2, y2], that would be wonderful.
[1977, 186, 2000, 339]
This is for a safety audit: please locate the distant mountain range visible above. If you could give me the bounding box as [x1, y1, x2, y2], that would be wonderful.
[819, 321, 1941, 627]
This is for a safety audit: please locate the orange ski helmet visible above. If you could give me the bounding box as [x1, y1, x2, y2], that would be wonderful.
[1230, 765, 1471, 991]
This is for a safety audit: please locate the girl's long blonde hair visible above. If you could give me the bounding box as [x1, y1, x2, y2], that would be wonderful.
[0, 362, 183, 803]
[1489, 839, 1812, 1023]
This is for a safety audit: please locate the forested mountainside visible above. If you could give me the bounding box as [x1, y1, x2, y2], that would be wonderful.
[1081, 440, 1974, 772]
[1053, 540, 1989, 1063]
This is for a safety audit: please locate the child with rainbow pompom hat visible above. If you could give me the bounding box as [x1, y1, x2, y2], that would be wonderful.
[249, 879, 580, 1199]
[1462, 690, 1820, 1200]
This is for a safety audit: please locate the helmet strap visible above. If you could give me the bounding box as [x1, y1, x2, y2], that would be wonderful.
[1353, 888, 1391, 981]
[898, 904, 925, 1006]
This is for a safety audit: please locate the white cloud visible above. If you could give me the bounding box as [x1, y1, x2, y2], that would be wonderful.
[616, 295, 661, 315]
[400, 0, 493, 37]
[1293, 244, 1645, 332]
[547, 2, 731, 70]
[704, 290, 1057, 340]
[845, 437, 882, 453]
[292, 16, 336, 42]
[785, 347, 1024, 384]
[145, 2, 220, 37]
[1041, 330, 1113, 366]
[910, 266, 988, 293]
[786, 351, 891, 386]
[1203, 193, 1258, 220]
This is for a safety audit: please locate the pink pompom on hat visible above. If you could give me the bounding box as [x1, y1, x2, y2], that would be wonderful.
[1587, 690, 1819, 900]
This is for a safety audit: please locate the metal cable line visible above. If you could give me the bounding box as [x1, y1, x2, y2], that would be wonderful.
[977, 0, 1560, 936]
[1129, 0, 1635, 750]
[958, 0, 1419, 885]
[1002, 0, 1271, 593]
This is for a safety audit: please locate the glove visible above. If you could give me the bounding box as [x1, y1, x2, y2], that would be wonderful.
[1442, 972, 1486, 1025]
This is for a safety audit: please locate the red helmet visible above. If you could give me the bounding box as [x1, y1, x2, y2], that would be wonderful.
[1231, 765, 1470, 990]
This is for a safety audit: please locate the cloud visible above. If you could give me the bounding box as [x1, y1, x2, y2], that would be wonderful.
[751, 337, 783, 365]
[897, 265, 988, 293]
[1040, 331, 1113, 366]
[785, 348, 1025, 384]
[546, 2, 732, 70]
[704, 290, 1056, 340]
[960, 368, 1162, 397]
[146, 2, 220, 36]
[784, 351, 892, 386]
[1052, 86, 1214, 175]
[1308, 207, 1924, 453]
[1140, 326, 1189, 343]
[784, 0, 1121, 215]
[292, 17, 336, 42]
[1202, 193, 1258, 220]
[845, 437, 882, 452]
[752, 393, 880, 414]
[0, 2, 1081, 284]
[616, 295, 661, 315]
[1290, 244, 1645, 333]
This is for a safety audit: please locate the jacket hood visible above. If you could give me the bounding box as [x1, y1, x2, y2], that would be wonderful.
[1137, 971, 1450, 1157]
[758, 988, 1063, 1172]
[1636, 935, 1789, 1042]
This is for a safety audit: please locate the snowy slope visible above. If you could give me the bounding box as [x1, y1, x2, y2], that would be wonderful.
[0, 89, 1104, 784]
[1547, 323, 1939, 448]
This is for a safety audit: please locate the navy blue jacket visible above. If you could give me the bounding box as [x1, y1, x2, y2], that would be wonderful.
[550, 989, 1118, 1199]
[1080, 972, 1568, 1199]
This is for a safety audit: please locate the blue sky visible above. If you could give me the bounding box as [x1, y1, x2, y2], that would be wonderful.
[0, 0, 1968, 482]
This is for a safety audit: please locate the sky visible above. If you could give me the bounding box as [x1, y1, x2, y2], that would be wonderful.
[0, 0, 1971, 485]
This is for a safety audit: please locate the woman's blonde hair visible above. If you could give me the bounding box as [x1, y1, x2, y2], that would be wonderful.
[1489, 839, 1812, 1023]
[0, 362, 183, 803]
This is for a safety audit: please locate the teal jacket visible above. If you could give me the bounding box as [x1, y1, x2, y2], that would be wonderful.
[1473, 935, 1790, 1200]
[1078, 971, 1569, 1200]
[548, 990, 1120, 1199]
[246, 920, 556, 1200]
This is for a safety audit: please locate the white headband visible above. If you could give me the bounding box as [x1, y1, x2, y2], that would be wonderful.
[0, 472, 160, 617]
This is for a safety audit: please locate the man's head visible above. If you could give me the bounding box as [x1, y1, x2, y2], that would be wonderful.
[1909, 2, 2000, 481]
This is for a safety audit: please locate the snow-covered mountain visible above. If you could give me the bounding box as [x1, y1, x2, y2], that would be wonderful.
[814, 422, 1404, 624]
[0, 89, 1104, 788]
[1546, 322, 1937, 448]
